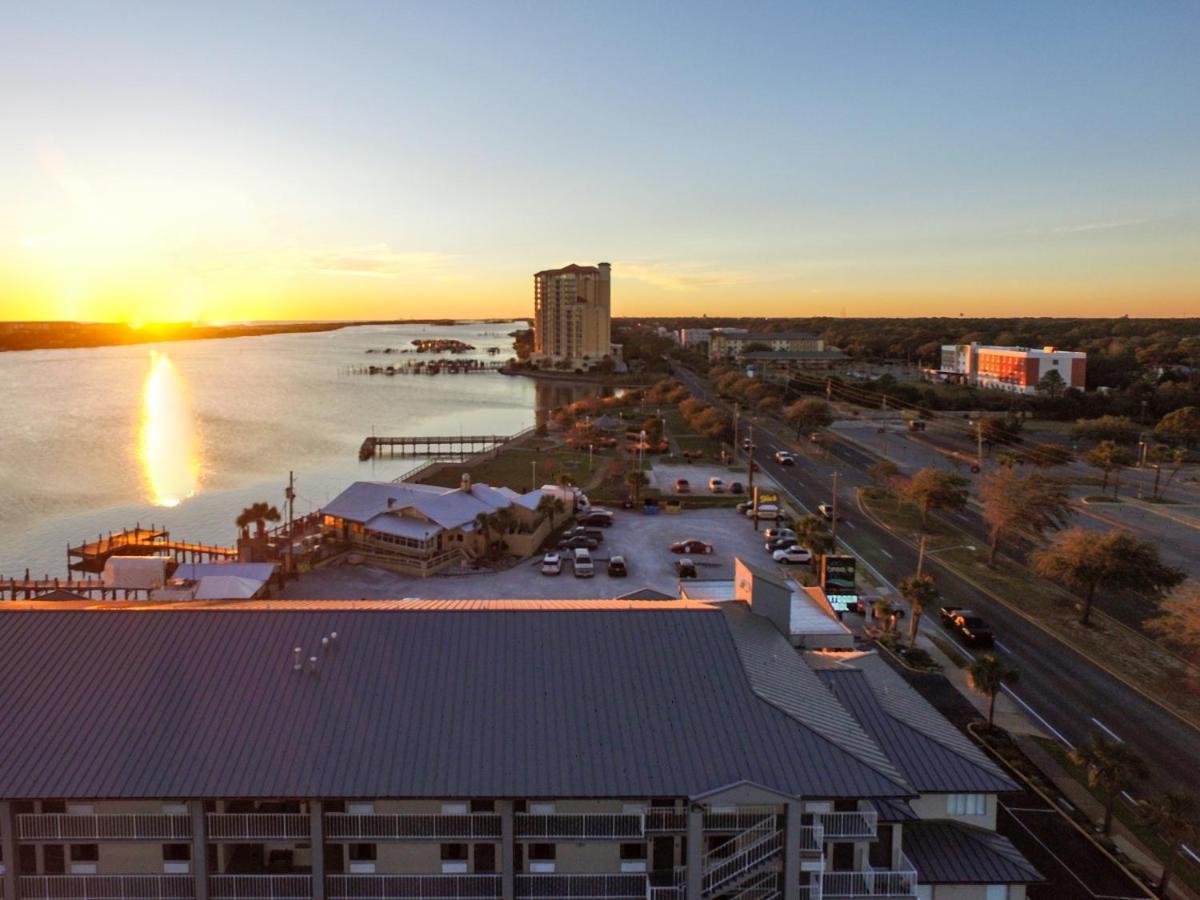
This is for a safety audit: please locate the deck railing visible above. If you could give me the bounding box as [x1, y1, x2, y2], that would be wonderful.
[643, 807, 787, 833]
[16, 815, 192, 842]
[816, 810, 878, 841]
[514, 874, 646, 899]
[19, 875, 193, 899]
[513, 814, 643, 840]
[821, 853, 917, 899]
[326, 874, 501, 899]
[208, 875, 312, 900]
[703, 822, 783, 895]
[206, 814, 310, 841]
[324, 814, 501, 841]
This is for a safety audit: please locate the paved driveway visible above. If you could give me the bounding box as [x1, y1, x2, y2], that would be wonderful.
[282, 506, 786, 599]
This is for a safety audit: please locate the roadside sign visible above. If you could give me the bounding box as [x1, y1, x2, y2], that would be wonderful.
[821, 555, 857, 596]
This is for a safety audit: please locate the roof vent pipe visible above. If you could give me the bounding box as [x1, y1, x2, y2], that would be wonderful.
[308, 655, 319, 674]
[321, 635, 331, 653]
[293, 647, 303, 671]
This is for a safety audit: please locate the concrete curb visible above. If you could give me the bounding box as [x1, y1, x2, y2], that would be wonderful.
[967, 722, 1160, 900]
[856, 491, 1200, 736]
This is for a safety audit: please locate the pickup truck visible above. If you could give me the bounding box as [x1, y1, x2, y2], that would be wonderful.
[940, 606, 995, 646]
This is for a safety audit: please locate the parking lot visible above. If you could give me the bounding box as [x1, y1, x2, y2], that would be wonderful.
[282, 506, 789, 599]
[649, 462, 782, 498]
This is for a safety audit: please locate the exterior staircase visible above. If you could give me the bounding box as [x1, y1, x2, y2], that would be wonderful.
[666, 815, 786, 899]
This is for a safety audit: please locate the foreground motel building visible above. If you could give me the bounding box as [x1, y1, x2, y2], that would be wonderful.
[0, 598, 1039, 900]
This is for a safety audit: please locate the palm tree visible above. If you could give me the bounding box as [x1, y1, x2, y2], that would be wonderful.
[966, 654, 1018, 728]
[236, 502, 281, 538]
[873, 597, 898, 634]
[535, 495, 565, 530]
[793, 514, 836, 572]
[625, 469, 648, 503]
[899, 573, 938, 648]
[1071, 732, 1148, 836]
[1032, 527, 1185, 626]
[1139, 792, 1199, 897]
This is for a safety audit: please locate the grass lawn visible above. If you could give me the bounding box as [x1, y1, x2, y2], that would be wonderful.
[859, 491, 1200, 729]
[424, 441, 612, 492]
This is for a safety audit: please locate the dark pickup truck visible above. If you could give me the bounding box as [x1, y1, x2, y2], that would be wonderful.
[940, 606, 995, 646]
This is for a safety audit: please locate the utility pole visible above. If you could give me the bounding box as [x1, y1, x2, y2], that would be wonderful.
[531, 460, 537, 492]
[916, 534, 927, 577]
[285, 471, 296, 578]
[826, 378, 832, 402]
[732, 403, 740, 462]
[975, 421, 984, 470]
[830, 471, 839, 539]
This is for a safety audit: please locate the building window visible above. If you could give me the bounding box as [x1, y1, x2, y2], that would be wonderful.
[619, 843, 647, 860]
[163, 844, 191, 861]
[946, 794, 987, 816]
[985, 887, 1008, 900]
[349, 844, 377, 861]
[441, 843, 469, 861]
[70, 845, 99, 862]
[528, 844, 556, 861]
[474, 844, 496, 873]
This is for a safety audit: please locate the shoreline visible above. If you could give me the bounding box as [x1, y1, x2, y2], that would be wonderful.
[0, 319, 530, 353]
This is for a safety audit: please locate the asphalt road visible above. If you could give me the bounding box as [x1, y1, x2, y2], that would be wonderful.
[674, 365, 1200, 802]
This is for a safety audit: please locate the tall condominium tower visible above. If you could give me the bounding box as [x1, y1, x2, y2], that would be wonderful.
[532, 262, 611, 363]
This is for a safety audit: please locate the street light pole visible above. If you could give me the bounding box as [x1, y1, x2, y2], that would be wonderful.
[830, 470, 840, 539]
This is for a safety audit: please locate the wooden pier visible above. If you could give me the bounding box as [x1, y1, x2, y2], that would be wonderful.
[360, 433, 513, 461]
[67, 526, 238, 574]
[345, 359, 507, 376]
[0, 577, 154, 601]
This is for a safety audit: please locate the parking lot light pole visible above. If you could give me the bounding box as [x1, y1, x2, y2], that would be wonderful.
[830, 470, 840, 539]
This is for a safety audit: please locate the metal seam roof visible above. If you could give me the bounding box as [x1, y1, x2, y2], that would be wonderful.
[904, 821, 1042, 884]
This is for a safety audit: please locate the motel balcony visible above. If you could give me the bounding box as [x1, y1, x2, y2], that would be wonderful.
[323, 813, 502, 841]
[820, 852, 919, 900]
[16, 814, 193, 842]
[816, 810, 878, 841]
[18, 875, 195, 899]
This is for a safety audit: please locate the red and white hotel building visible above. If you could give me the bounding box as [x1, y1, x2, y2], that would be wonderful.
[934, 343, 1087, 395]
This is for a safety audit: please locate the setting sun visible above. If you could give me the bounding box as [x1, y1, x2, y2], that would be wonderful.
[139, 351, 200, 507]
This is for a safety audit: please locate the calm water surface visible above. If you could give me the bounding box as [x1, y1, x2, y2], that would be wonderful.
[0, 322, 597, 577]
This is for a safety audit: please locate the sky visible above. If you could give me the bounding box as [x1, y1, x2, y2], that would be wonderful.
[1, 1, 1198, 322]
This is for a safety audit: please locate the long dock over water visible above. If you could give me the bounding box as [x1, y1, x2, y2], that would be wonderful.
[360, 433, 514, 461]
[67, 526, 238, 573]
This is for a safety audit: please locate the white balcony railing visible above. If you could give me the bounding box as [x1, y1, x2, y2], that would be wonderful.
[704, 829, 783, 895]
[206, 814, 310, 841]
[798, 825, 824, 853]
[324, 814, 501, 841]
[821, 853, 918, 899]
[19, 875, 193, 899]
[16, 814, 193, 842]
[514, 874, 646, 899]
[326, 874, 501, 899]
[514, 814, 643, 840]
[208, 874, 312, 900]
[701, 807, 782, 833]
[817, 811, 878, 841]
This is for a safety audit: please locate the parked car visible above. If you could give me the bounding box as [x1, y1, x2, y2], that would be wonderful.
[673, 478, 691, 493]
[742, 437, 754, 451]
[946, 609, 994, 646]
[747, 504, 784, 520]
[675, 558, 698, 578]
[817, 503, 840, 521]
[563, 525, 603, 544]
[773, 546, 813, 564]
[708, 477, 726, 494]
[763, 527, 795, 541]
[579, 508, 614, 527]
[766, 536, 799, 553]
[906, 420, 927, 432]
[730, 481, 745, 494]
[736, 500, 755, 514]
[558, 534, 599, 551]
[607, 555, 628, 577]
[670, 539, 714, 555]
[774, 451, 796, 466]
[572, 548, 595, 578]
[540, 553, 562, 575]
[809, 433, 822, 444]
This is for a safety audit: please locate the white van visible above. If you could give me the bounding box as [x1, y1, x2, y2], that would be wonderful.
[572, 548, 595, 578]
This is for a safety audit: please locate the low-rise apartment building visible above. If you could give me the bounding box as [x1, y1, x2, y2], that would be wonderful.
[0, 597, 1038, 900]
[709, 331, 825, 362]
[933, 343, 1086, 395]
[320, 477, 559, 575]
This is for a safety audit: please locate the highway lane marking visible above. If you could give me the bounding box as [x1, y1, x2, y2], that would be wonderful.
[999, 803, 1119, 898]
[994, 639, 1012, 652]
[878, 548, 893, 559]
[842, 520, 856, 528]
[1184, 843, 1200, 864]
[1091, 717, 1123, 743]
[1004, 688, 1075, 749]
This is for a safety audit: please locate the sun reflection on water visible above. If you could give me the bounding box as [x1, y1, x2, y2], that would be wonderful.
[140, 352, 200, 507]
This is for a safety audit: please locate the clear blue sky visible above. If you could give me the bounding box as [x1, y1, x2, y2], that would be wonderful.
[2, 1, 1198, 320]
